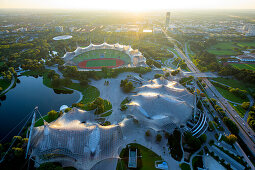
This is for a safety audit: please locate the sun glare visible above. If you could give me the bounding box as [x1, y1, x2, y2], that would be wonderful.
[1, 0, 255, 10]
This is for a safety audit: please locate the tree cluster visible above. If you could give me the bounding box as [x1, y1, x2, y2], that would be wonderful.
[120, 79, 134, 93]
[247, 111, 255, 131]
[223, 117, 239, 135]
[86, 97, 105, 115]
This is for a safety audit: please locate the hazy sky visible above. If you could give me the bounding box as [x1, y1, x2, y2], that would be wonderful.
[1, 0, 255, 10]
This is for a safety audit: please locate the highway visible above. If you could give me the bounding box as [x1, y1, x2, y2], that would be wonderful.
[162, 29, 255, 167]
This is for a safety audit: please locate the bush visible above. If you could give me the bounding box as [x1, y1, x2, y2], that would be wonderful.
[154, 74, 163, 78]
[47, 110, 58, 122]
[156, 134, 162, 142]
[64, 108, 72, 112]
[171, 70, 180, 76]
[241, 102, 250, 110]
[102, 121, 111, 126]
[225, 134, 237, 145]
[223, 117, 239, 134]
[120, 79, 134, 93]
[145, 130, 151, 137]
[183, 132, 202, 152]
[248, 111, 255, 131]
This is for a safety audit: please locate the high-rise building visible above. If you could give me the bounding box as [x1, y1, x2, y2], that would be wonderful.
[165, 12, 170, 28]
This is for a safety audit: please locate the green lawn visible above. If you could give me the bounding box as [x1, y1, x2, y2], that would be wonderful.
[0, 79, 11, 92]
[117, 143, 162, 170]
[212, 77, 247, 90]
[100, 110, 112, 117]
[35, 115, 50, 127]
[230, 63, 255, 71]
[213, 85, 248, 103]
[180, 163, 191, 170]
[236, 42, 255, 48]
[67, 83, 99, 104]
[230, 103, 246, 118]
[73, 49, 131, 64]
[207, 41, 255, 56]
[86, 59, 116, 67]
[212, 77, 255, 93]
[208, 42, 238, 56]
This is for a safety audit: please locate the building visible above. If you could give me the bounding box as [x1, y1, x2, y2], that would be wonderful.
[165, 12, 170, 28]
[236, 54, 255, 62]
[55, 26, 64, 32]
[244, 24, 255, 36]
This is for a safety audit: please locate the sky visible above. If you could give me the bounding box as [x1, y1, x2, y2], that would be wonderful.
[1, 0, 255, 11]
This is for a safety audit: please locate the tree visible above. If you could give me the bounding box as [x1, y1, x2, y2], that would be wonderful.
[48, 110, 58, 121]
[223, 117, 239, 135]
[120, 79, 134, 93]
[37, 162, 63, 170]
[225, 134, 237, 145]
[154, 74, 163, 78]
[156, 134, 162, 142]
[184, 132, 202, 151]
[171, 70, 180, 76]
[12, 147, 24, 157]
[145, 130, 151, 137]
[241, 102, 250, 110]
[199, 134, 207, 144]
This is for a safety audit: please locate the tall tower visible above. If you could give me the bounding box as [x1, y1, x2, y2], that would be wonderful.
[165, 12, 170, 28]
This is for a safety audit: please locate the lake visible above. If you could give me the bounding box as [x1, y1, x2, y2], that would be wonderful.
[0, 76, 80, 141]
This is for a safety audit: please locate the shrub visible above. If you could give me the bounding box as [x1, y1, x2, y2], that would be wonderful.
[64, 108, 72, 112]
[225, 134, 237, 145]
[156, 134, 162, 142]
[47, 110, 58, 122]
[241, 102, 250, 110]
[154, 74, 163, 78]
[145, 130, 151, 137]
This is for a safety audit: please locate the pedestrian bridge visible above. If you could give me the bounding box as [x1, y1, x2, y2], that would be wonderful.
[183, 72, 218, 78]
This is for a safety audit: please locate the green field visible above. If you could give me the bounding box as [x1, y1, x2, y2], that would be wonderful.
[117, 143, 162, 170]
[207, 42, 238, 56]
[213, 85, 248, 104]
[230, 63, 255, 71]
[212, 77, 255, 93]
[73, 49, 131, 64]
[86, 59, 116, 67]
[207, 41, 255, 56]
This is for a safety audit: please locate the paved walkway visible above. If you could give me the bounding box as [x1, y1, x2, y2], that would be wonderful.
[0, 76, 15, 96]
[209, 145, 245, 170]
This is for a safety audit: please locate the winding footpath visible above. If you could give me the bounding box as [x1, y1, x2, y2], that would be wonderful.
[0, 76, 15, 96]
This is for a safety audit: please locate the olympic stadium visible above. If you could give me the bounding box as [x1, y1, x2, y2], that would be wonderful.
[62, 43, 147, 69]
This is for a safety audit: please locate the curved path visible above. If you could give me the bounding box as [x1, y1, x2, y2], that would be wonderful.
[0, 76, 15, 96]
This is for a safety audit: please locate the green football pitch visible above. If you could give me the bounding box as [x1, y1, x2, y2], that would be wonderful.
[73, 49, 131, 64]
[86, 60, 116, 67]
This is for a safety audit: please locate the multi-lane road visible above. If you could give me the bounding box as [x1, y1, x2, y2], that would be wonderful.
[162, 29, 255, 166]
